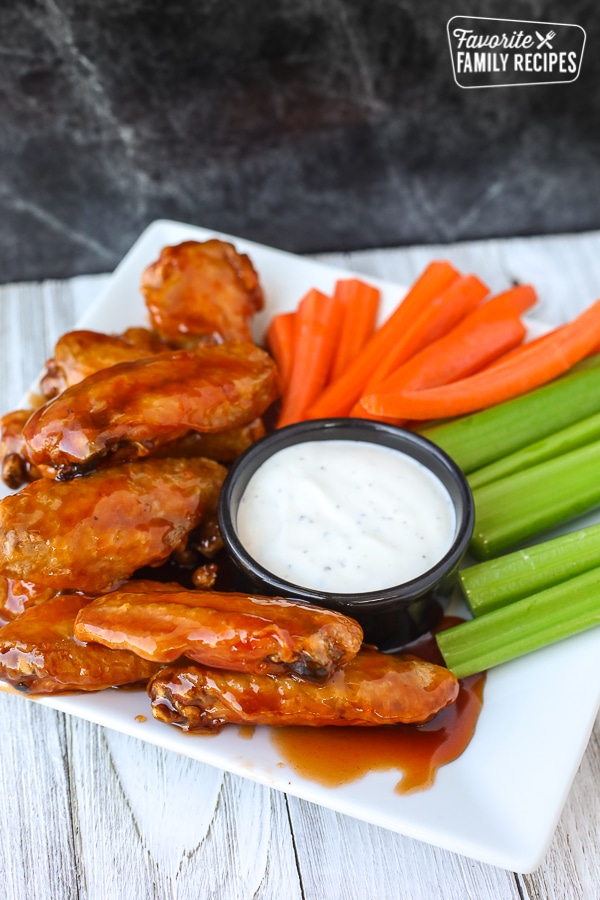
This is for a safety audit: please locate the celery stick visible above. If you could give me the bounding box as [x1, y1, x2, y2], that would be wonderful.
[436, 567, 600, 678]
[420, 357, 600, 473]
[460, 523, 600, 615]
[468, 411, 600, 489]
[470, 439, 600, 560]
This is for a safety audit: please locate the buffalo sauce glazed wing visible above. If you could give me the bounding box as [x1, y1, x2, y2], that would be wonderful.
[0, 593, 161, 694]
[73, 590, 363, 680]
[1, 330, 168, 489]
[0, 577, 57, 626]
[141, 239, 264, 346]
[40, 327, 167, 398]
[152, 418, 265, 463]
[23, 342, 280, 478]
[1, 409, 39, 489]
[0, 456, 226, 592]
[1, 407, 265, 492]
[148, 647, 460, 732]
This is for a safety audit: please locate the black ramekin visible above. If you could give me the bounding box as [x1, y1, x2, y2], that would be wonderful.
[218, 418, 474, 651]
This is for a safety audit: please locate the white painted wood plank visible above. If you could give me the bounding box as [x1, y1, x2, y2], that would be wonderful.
[285, 796, 522, 900]
[66, 719, 302, 900]
[320, 229, 600, 323]
[0, 694, 80, 899]
[518, 715, 600, 900]
[0, 274, 109, 409]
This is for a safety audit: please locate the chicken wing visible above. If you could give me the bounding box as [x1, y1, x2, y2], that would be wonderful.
[1, 409, 39, 489]
[0, 456, 226, 592]
[147, 647, 459, 732]
[0, 593, 160, 694]
[152, 418, 266, 463]
[40, 327, 167, 398]
[23, 342, 280, 477]
[74, 590, 363, 680]
[0, 577, 57, 626]
[141, 239, 264, 346]
[191, 563, 219, 589]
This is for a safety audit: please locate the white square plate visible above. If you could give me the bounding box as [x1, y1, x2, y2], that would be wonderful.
[5, 219, 600, 873]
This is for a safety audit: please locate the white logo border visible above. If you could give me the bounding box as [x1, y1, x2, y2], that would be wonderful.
[447, 15, 587, 89]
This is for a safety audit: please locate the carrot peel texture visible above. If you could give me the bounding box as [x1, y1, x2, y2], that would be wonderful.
[306, 260, 462, 419]
[330, 279, 380, 381]
[361, 273, 490, 393]
[362, 299, 600, 421]
[266, 312, 296, 390]
[276, 289, 343, 428]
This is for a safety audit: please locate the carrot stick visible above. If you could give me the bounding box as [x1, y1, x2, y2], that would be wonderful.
[277, 289, 343, 428]
[443, 284, 542, 373]
[361, 273, 490, 392]
[350, 288, 531, 421]
[476, 283, 537, 317]
[306, 261, 462, 418]
[361, 299, 600, 421]
[330, 279, 380, 381]
[353, 315, 526, 420]
[482, 324, 562, 371]
[266, 312, 296, 390]
[363, 284, 536, 398]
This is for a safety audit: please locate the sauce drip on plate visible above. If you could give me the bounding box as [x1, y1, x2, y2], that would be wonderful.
[269, 619, 485, 793]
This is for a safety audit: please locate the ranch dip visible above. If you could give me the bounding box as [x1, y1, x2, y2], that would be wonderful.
[235, 439, 456, 593]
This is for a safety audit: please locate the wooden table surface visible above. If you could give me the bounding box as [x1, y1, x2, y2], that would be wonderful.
[1, 231, 599, 899]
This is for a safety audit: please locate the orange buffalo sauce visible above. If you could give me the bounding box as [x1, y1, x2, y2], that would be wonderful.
[269, 618, 485, 794]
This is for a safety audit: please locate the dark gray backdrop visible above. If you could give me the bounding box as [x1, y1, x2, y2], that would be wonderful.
[1, 0, 597, 281]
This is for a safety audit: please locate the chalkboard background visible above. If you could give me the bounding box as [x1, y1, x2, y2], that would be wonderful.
[1, 0, 597, 281]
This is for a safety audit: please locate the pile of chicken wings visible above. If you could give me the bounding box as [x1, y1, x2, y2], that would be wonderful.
[0, 239, 458, 732]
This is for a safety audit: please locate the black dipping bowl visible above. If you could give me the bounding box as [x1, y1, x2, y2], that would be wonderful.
[218, 418, 474, 651]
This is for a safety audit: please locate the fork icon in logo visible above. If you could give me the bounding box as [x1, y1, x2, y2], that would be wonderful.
[536, 29, 556, 48]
